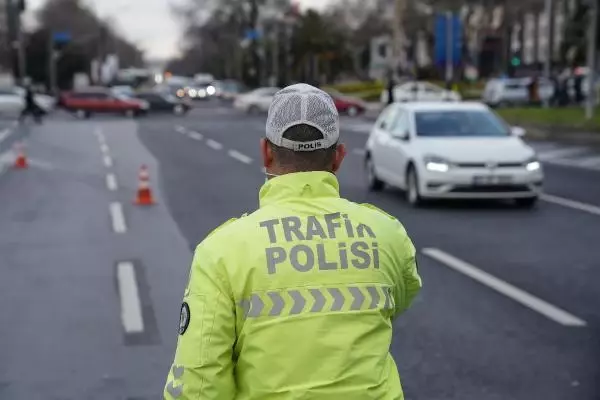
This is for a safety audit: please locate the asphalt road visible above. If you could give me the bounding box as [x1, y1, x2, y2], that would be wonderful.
[0, 103, 598, 399]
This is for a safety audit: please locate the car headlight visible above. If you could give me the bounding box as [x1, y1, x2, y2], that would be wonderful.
[424, 155, 451, 172]
[188, 89, 197, 97]
[525, 157, 541, 172]
[206, 85, 216, 96]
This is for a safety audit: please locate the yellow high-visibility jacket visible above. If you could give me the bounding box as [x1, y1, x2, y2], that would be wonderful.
[164, 171, 422, 400]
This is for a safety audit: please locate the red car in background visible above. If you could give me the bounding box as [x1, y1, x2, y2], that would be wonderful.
[60, 88, 149, 118]
[324, 89, 367, 117]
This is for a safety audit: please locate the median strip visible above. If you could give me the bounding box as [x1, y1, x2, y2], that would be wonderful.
[422, 248, 587, 327]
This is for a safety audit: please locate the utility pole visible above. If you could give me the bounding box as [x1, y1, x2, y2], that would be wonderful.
[585, 0, 598, 119]
[542, 0, 553, 107]
[392, 0, 406, 77]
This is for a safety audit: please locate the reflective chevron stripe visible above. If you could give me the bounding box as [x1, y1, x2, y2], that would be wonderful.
[238, 285, 395, 319]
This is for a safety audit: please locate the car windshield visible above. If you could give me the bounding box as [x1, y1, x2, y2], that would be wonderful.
[414, 110, 510, 137]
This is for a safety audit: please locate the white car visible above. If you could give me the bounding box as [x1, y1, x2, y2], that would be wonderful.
[482, 78, 554, 107]
[380, 81, 461, 104]
[0, 87, 55, 116]
[233, 87, 280, 113]
[364, 102, 543, 208]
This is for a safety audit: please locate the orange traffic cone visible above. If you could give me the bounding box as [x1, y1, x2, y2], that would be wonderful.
[134, 165, 155, 205]
[14, 142, 28, 169]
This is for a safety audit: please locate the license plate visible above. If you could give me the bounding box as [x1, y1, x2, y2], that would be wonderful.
[473, 175, 513, 185]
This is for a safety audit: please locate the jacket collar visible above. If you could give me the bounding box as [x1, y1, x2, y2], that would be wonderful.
[259, 171, 340, 207]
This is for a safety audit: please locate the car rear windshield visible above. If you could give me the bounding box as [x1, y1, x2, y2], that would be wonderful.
[415, 110, 510, 137]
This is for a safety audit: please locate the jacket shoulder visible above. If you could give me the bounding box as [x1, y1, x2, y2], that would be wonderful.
[358, 203, 398, 221]
[203, 212, 249, 242]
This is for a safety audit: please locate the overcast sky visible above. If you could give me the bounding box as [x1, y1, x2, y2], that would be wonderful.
[27, 0, 331, 60]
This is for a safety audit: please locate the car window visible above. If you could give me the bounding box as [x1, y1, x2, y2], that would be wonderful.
[390, 110, 408, 136]
[414, 110, 510, 137]
[421, 82, 443, 93]
[376, 106, 397, 131]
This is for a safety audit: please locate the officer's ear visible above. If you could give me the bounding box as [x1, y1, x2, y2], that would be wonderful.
[260, 138, 274, 168]
[332, 143, 346, 173]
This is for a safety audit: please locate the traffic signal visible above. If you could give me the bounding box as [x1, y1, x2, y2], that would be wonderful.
[511, 56, 521, 67]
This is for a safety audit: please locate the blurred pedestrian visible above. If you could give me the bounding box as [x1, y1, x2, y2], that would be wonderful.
[19, 80, 43, 124]
[386, 71, 395, 105]
[164, 83, 422, 400]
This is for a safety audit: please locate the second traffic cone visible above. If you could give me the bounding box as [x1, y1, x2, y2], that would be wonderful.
[134, 165, 155, 205]
[14, 142, 28, 169]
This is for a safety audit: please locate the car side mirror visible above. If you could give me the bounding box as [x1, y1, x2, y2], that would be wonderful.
[393, 130, 410, 141]
[511, 126, 526, 137]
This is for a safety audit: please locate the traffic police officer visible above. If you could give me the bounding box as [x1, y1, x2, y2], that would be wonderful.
[164, 83, 422, 399]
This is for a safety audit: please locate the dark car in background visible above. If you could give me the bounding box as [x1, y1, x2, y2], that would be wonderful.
[60, 88, 149, 118]
[215, 80, 248, 101]
[133, 91, 191, 115]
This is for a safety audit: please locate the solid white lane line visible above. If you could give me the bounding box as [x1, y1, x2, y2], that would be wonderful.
[206, 139, 223, 150]
[109, 202, 127, 233]
[541, 194, 600, 217]
[117, 261, 145, 333]
[100, 144, 110, 154]
[228, 149, 253, 164]
[106, 173, 118, 191]
[103, 155, 113, 168]
[0, 129, 11, 143]
[538, 147, 589, 160]
[422, 248, 587, 327]
[188, 131, 203, 140]
[576, 155, 600, 167]
[175, 125, 187, 134]
[353, 148, 366, 156]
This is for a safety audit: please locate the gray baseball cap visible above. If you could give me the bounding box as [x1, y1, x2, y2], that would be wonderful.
[266, 83, 340, 152]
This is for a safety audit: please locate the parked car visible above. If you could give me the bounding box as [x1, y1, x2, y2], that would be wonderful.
[364, 101, 543, 208]
[482, 78, 554, 107]
[133, 91, 190, 115]
[324, 89, 367, 116]
[0, 86, 55, 117]
[380, 81, 461, 104]
[60, 88, 149, 118]
[233, 87, 280, 113]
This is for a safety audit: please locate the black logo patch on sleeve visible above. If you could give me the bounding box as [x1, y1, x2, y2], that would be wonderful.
[179, 302, 190, 335]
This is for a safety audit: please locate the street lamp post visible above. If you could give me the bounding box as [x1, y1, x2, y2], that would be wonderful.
[585, 0, 598, 119]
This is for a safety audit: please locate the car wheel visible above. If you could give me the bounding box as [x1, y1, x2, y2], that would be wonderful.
[406, 166, 423, 207]
[515, 196, 538, 208]
[365, 156, 384, 191]
[173, 104, 185, 115]
[347, 106, 359, 117]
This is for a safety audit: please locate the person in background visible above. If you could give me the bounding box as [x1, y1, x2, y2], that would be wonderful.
[164, 83, 422, 400]
[387, 70, 395, 105]
[19, 79, 43, 124]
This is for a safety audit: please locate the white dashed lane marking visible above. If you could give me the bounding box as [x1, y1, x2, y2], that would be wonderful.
[103, 155, 113, 168]
[188, 131, 203, 141]
[175, 126, 187, 134]
[422, 248, 587, 327]
[0, 129, 11, 144]
[228, 150, 253, 164]
[106, 173, 118, 191]
[109, 202, 127, 233]
[116, 261, 145, 334]
[206, 139, 223, 150]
